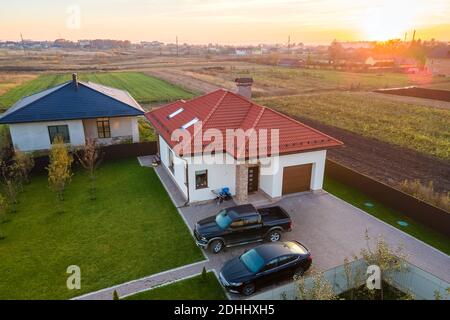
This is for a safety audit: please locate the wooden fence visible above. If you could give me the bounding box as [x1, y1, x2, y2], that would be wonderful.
[325, 159, 450, 237]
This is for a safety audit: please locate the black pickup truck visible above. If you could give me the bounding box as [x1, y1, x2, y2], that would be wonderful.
[194, 204, 292, 253]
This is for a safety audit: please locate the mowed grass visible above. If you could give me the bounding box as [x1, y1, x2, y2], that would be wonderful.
[188, 64, 450, 97]
[0, 73, 37, 103]
[0, 72, 194, 107]
[324, 177, 450, 255]
[124, 273, 227, 300]
[0, 158, 203, 299]
[258, 92, 450, 160]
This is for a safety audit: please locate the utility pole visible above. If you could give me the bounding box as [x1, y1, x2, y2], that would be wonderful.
[288, 35, 291, 53]
[404, 32, 407, 42]
[176, 36, 179, 57]
[20, 33, 26, 56]
[412, 29, 416, 42]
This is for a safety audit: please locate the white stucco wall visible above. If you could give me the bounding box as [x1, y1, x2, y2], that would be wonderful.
[159, 135, 236, 203]
[259, 150, 327, 198]
[158, 134, 326, 203]
[186, 153, 236, 203]
[159, 136, 188, 198]
[83, 116, 139, 143]
[9, 120, 85, 152]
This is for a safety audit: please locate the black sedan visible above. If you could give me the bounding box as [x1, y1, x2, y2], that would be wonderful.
[219, 241, 312, 296]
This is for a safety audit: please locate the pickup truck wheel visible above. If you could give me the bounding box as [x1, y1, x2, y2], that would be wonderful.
[242, 283, 255, 296]
[210, 240, 224, 254]
[267, 230, 282, 242]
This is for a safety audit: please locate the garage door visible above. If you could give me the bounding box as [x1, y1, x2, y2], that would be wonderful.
[282, 164, 312, 195]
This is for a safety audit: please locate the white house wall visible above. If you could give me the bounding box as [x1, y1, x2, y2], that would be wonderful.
[158, 134, 326, 203]
[83, 116, 139, 143]
[259, 150, 327, 198]
[159, 136, 188, 198]
[186, 153, 236, 203]
[9, 120, 85, 152]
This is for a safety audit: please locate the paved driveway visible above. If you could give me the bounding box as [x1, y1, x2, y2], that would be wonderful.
[181, 191, 450, 284]
[145, 159, 449, 299]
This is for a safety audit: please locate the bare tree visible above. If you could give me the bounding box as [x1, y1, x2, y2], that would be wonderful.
[360, 231, 408, 300]
[0, 160, 21, 212]
[0, 193, 9, 239]
[296, 270, 337, 300]
[13, 150, 34, 184]
[76, 138, 103, 200]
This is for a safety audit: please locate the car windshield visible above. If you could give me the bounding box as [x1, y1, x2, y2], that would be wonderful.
[215, 210, 232, 230]
[240, 249, 265, 273]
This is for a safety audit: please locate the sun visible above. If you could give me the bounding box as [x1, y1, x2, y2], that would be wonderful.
[362, 0, 418, 41]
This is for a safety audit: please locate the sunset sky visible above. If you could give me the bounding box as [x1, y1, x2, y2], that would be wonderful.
[1, 0, 449, 44]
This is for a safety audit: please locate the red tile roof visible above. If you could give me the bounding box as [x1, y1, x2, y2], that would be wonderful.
[145, 89, 343, 159]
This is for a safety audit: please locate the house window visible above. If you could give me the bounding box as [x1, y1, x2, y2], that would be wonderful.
[195, 170, 208, 189]
[96, 118, 111, 138]
[48, 125, 70, 143]
[168, 147, 174, 173]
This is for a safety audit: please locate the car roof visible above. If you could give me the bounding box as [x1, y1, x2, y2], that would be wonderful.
[255, 241, 308, 261]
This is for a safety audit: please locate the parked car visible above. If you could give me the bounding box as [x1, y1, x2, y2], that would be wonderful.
[219, 241, 312, 295]
[194, 204, 292, 253]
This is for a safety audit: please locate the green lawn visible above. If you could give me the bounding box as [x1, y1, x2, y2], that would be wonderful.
[323, 177, 450, 255]
[124, 272, 227, 300]
[0, 72, 194, 107]
[0, 158, 203, 299]
[258, 92, 450, 160]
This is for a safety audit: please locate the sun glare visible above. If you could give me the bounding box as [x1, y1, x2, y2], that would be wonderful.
[362, 0, 420, 41]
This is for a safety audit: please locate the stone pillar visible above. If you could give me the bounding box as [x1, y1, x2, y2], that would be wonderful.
[235, 164, 248, 204]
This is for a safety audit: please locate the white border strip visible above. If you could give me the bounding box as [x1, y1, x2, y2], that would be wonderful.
[72, 260, 207, 300]
[119, 272, 203, 299]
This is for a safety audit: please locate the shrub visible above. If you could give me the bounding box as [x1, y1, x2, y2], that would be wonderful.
[138, 117, 156, 142]
[399, 180, 450, 212]
[113, 290, 119, 300]
[47, 137, 73, 202]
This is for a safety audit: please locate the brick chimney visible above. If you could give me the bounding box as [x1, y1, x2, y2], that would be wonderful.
[235, 77, 253, 99]
[72, 73, 78, 90]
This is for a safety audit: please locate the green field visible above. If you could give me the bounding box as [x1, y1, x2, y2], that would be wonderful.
[324, 177, 450, 255]
[188, 64, 450, 97]
[0, 158, 203, 299]
[258, 92, 450, 160]
[124, 273, 227, 300]
[0, 72, 194, 108]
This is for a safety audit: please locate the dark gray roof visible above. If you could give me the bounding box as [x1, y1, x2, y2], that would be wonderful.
[0, 80, 144, 124]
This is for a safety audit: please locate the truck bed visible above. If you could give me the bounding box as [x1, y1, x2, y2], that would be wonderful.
[257, 206, 290, 224]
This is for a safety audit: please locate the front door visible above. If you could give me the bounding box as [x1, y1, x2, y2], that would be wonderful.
[247, 166, 259, 193]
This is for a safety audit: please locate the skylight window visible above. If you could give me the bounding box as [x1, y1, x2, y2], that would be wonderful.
[181, 117, 199, 129]
[168, 108, 184, 119]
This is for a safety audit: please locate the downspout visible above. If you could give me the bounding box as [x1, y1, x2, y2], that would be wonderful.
[181, 156, 190, 207]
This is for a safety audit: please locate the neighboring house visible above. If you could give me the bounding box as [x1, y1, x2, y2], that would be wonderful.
[425, 58, 450, 77]
[0, 74, 144, 152]
[146, 80, 343, 204]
